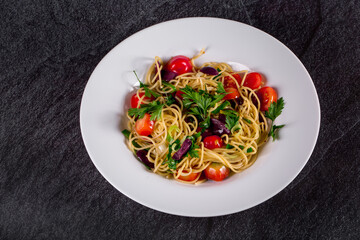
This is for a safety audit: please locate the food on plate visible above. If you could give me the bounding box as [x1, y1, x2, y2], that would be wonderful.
[122, 50, 285, 184]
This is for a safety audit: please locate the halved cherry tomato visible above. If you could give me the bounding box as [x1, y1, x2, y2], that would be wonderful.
[203, 135, 223, 149]
[205, 163, 230, 181]
[243, 72, 262, 89]
[175, 90, 185, 100]
[223, 87, 240, 100]
[178, 171, 200, 182]
[166, 55, 193, 75]
[224, 73, 241, 88]
[257, 86, 278, 111]
[135, 113, 155, 136]
[131, 92, 153, 108]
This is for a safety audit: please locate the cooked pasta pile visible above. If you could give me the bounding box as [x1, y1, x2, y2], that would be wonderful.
[123, 50, 275, 184]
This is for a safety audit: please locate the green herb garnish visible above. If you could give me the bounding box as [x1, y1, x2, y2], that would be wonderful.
[269, 124, 285, 141]
[181, 85, 225, 121]
[165, 139, 181, 170]
[225, 115, 240, 132]
[162, 81, 177, 92]
[185, 136, 200, 158]
[213, 68, 222, 80]
[221, 109, 238, 117]
[188, 145, 200, 158]
[222, 110, 241, 132]
[199, 116, 210, 129]
[265, 97, 285, 121]
[216, 82, 227, 94]
[133, 70, 160, 98]
[247, 147, 253, 153]
[243, 118, 252, 124]
[128, 101, 164, 121]
[165, 94, 176, 106]
[265, 97, 285, 141]
[122, 129, 143, 150]
[226, 144, 234, 149]
[121, 129, 130, 139]
[212, 101, 230, 115]
[167, 158, 177, 170]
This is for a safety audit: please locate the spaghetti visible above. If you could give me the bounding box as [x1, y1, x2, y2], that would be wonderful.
[123, 50, 283, 184]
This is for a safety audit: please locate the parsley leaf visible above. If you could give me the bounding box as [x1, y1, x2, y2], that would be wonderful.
[211, 94, 225, 106]
[265, 97, 285, 121]
[243, 118, 252, 124]
[226, 144, 234, 149]
[247, 147, 253, 153]
[188, 146, 200, 158]
[128, 101, 164, 121]
[225, 114, 240, 132]
[269, 124, 285, 141]
[167, 158, 177, 170]
[122, 129, 142, 149]
[133, 71, 160, 98]
[212, 101, 230, 114]
[128, 107, 147, 119]
[165, 139, 181, 170]
[151, 104, 163, 120]
[199, 117, 210, 129]
[189, 107, 203, 118]
[185, 136, 200, 158]
[165, 94, 176, 106]
[121, 129, 130, 139]
[181, 85, 225, 121]
[265, 97, 285, 141]
[193, 131, 201, 139]
[213, 68, 222, 80]
[222, 110, 240, 132]
[216, 82, 227, 94]
[221, 109, 238, 117]
[162, 81, 176, 92]
[182, 98, 193, 108]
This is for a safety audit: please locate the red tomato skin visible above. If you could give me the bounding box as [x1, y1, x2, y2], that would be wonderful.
[203, 135, 223, 149]
[224, 73, 241, 88]
[131, 92, 152, 108]
[244, 72, 262, 89]
[223, 87, 240, 100]
[166, 55, 193, 75]
[178, 171, 200, 181]
[175, 90, 185, 100]
[257, 87, 278, 111]
[205, 163, 230, 181]
[135, 113, 155, 136]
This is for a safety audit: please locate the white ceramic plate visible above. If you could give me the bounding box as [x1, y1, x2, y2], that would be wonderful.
[80, 17, 320, 217]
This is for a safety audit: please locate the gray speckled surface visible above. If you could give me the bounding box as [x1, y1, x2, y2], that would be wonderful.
[1, 0, 360, 239]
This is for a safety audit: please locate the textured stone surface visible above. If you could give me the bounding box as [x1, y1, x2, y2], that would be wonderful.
[1, 0, 360, 239]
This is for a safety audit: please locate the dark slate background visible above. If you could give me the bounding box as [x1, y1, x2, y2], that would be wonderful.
[1, 0, 359, 239]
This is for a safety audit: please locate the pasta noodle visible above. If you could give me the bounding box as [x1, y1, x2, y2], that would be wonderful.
[125, 51, 270, 184]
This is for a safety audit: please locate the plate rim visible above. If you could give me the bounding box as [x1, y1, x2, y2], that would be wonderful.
[79, 17, 321, 217]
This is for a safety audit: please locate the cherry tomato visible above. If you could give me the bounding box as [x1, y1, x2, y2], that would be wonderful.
[131, 92, 153, 108]
[257, 86, 278, 111]
[135, 113, 155, 136]
[223, 87, 240, 100]
[243, 72, 262, 89]
[203, 135, 223, 149]
[205, 163, 230, 181]
[178, 171, 200, 182]
[175, 90, 185, 100]
[166, 55, 193, 75]
[224, 73, 242, 88]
